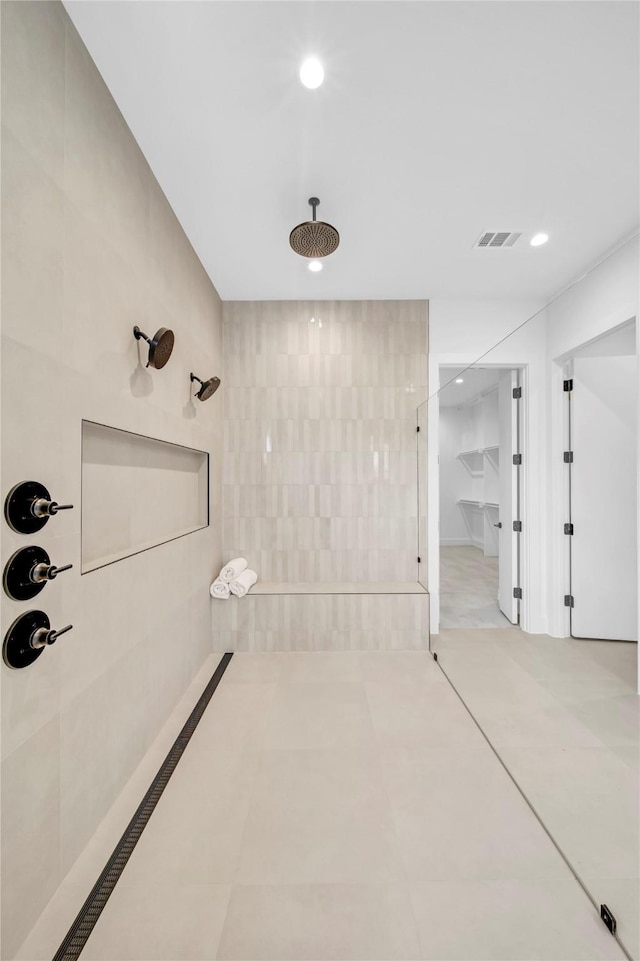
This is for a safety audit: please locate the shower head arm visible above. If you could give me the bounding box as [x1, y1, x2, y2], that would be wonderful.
[133, 326, 151, 345]
[190, 373, 204, 386]
[308, 197, 319, 222]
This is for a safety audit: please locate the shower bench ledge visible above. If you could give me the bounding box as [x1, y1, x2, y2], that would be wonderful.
[212, 581, 429, 652]
[250, 581, 427, 594]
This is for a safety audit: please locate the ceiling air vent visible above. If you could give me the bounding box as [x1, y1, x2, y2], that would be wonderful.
[475, 230, 522, 249]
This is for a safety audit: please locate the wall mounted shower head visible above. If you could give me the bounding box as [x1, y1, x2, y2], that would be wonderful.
[289, 197, 340, 259]
[133, 326, 175, 369]
[190, 372, 221, 402]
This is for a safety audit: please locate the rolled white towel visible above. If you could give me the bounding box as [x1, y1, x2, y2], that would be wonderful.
[210, 578, 230, 599]
[219, 557, 248, 583]
[229, 569, 258, 597]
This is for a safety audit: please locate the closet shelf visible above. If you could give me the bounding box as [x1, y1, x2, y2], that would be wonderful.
[458, 446, 499, 456]
[458, 499, 500, 510]
[457, 446, 500, 477]
[457, 450, 484, 476]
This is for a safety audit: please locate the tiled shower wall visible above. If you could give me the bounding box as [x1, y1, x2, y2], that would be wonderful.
[223, 301, 428, 582]
[1, 4, 223, 955]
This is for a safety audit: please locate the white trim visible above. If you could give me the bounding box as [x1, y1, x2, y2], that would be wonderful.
[548, 314, 638, 658]
[429, 356, 531, 635]
[546, 359, 572, 637]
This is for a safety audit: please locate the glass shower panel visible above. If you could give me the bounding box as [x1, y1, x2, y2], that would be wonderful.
[423, 292, 638, 959]
[417, 398, 428, 592]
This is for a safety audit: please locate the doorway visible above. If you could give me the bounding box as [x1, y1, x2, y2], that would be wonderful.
[438, 366, 521, 629]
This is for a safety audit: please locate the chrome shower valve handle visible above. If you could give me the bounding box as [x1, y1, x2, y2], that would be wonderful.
[3, 547, 73, 600]
[4, 481, 74, 534]
[31, 623, 73, 650]
[31, 498, 73, 519]
[31, 562, 73, 584]
[3, 611, 73, 668]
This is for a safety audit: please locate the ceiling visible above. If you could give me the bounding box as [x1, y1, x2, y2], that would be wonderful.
[64, 1, 639, 302]
[439, 367, 502, 407]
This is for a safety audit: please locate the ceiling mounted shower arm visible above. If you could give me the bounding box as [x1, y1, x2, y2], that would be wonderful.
[289, 196, 340, 259]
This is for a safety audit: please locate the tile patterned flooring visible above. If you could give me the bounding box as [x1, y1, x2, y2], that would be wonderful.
[440, 545, 513, 629]
[433, 628, 639, 960]
[16, 644, 636, 961]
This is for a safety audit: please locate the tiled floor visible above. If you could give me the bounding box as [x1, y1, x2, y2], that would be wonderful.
[440, 545, 513, 628]
[17, 648, 632, 961]
[433, 628, 639, 960]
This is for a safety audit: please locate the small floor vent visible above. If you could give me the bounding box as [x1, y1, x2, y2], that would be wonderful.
[475, 230, 522, 249]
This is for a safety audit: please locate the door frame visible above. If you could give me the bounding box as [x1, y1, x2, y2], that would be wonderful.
[428, 357, 528, 635]
[550, 315, 638, 644]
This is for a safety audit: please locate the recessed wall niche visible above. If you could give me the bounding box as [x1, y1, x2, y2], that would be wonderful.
[81, 421, 209, 573]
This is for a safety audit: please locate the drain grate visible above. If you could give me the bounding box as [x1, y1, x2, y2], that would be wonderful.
[52, 652, 233, 961]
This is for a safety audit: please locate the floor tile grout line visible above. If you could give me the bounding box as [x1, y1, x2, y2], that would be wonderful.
[51, 652, 234, 961]
[433, 652, 635, 961]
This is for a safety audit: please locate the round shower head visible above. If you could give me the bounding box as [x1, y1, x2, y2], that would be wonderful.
[133, 326, 175, 369]
[190, 373, 221, 402]
[289, 197, 340, 259]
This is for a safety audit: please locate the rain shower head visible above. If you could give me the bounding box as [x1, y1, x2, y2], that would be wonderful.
[133, 326, 175, 369]
[190, 372, 221, 402]
[289, 197, 340, 259]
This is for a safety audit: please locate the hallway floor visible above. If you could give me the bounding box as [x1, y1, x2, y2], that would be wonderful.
[17, 647, 632, 961]
[440, 546, 512, 629]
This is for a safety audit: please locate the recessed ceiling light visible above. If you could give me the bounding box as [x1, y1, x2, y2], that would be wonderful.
[300, 57, 324, 89]
[308, 260, 323, 272]
[455, 378, 464, 384]
[530, 233, 549, 247]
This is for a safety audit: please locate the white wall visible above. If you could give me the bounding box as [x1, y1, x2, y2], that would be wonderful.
[544, 236, 639, 647]
[429, 300, 542, 361]
[1, 4, 224, 955]
[547, 238, 639, 362]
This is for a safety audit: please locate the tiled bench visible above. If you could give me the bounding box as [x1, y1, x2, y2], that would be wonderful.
[211, 582, 429, 652]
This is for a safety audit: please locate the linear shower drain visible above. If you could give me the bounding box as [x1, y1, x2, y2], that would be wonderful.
[52, 652, 233, 961]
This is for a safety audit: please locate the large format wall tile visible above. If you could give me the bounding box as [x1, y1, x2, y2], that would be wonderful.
[212, 590, 430, 652]
[1, 719, 61, 960]
[1, 3, 223, 955]
[222, 300, 428, 582]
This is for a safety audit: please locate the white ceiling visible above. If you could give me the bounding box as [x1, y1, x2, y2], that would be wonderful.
[438, 366, 501, 407]
[64, 1, 639, 302]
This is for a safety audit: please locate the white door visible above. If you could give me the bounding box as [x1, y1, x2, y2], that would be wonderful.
[571, 354, 638, 641]
[498, 370, 519, 623]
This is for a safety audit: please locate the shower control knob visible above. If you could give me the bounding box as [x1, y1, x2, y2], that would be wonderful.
[493, 522, 502, 528]
[31, 562, 73, 584]
[3, 547, 73, 600]
[30, 623, 72, 649]
[3, 610, 72, 669]
[31, 498, 73, 519]
[4, 481, 74, 534]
